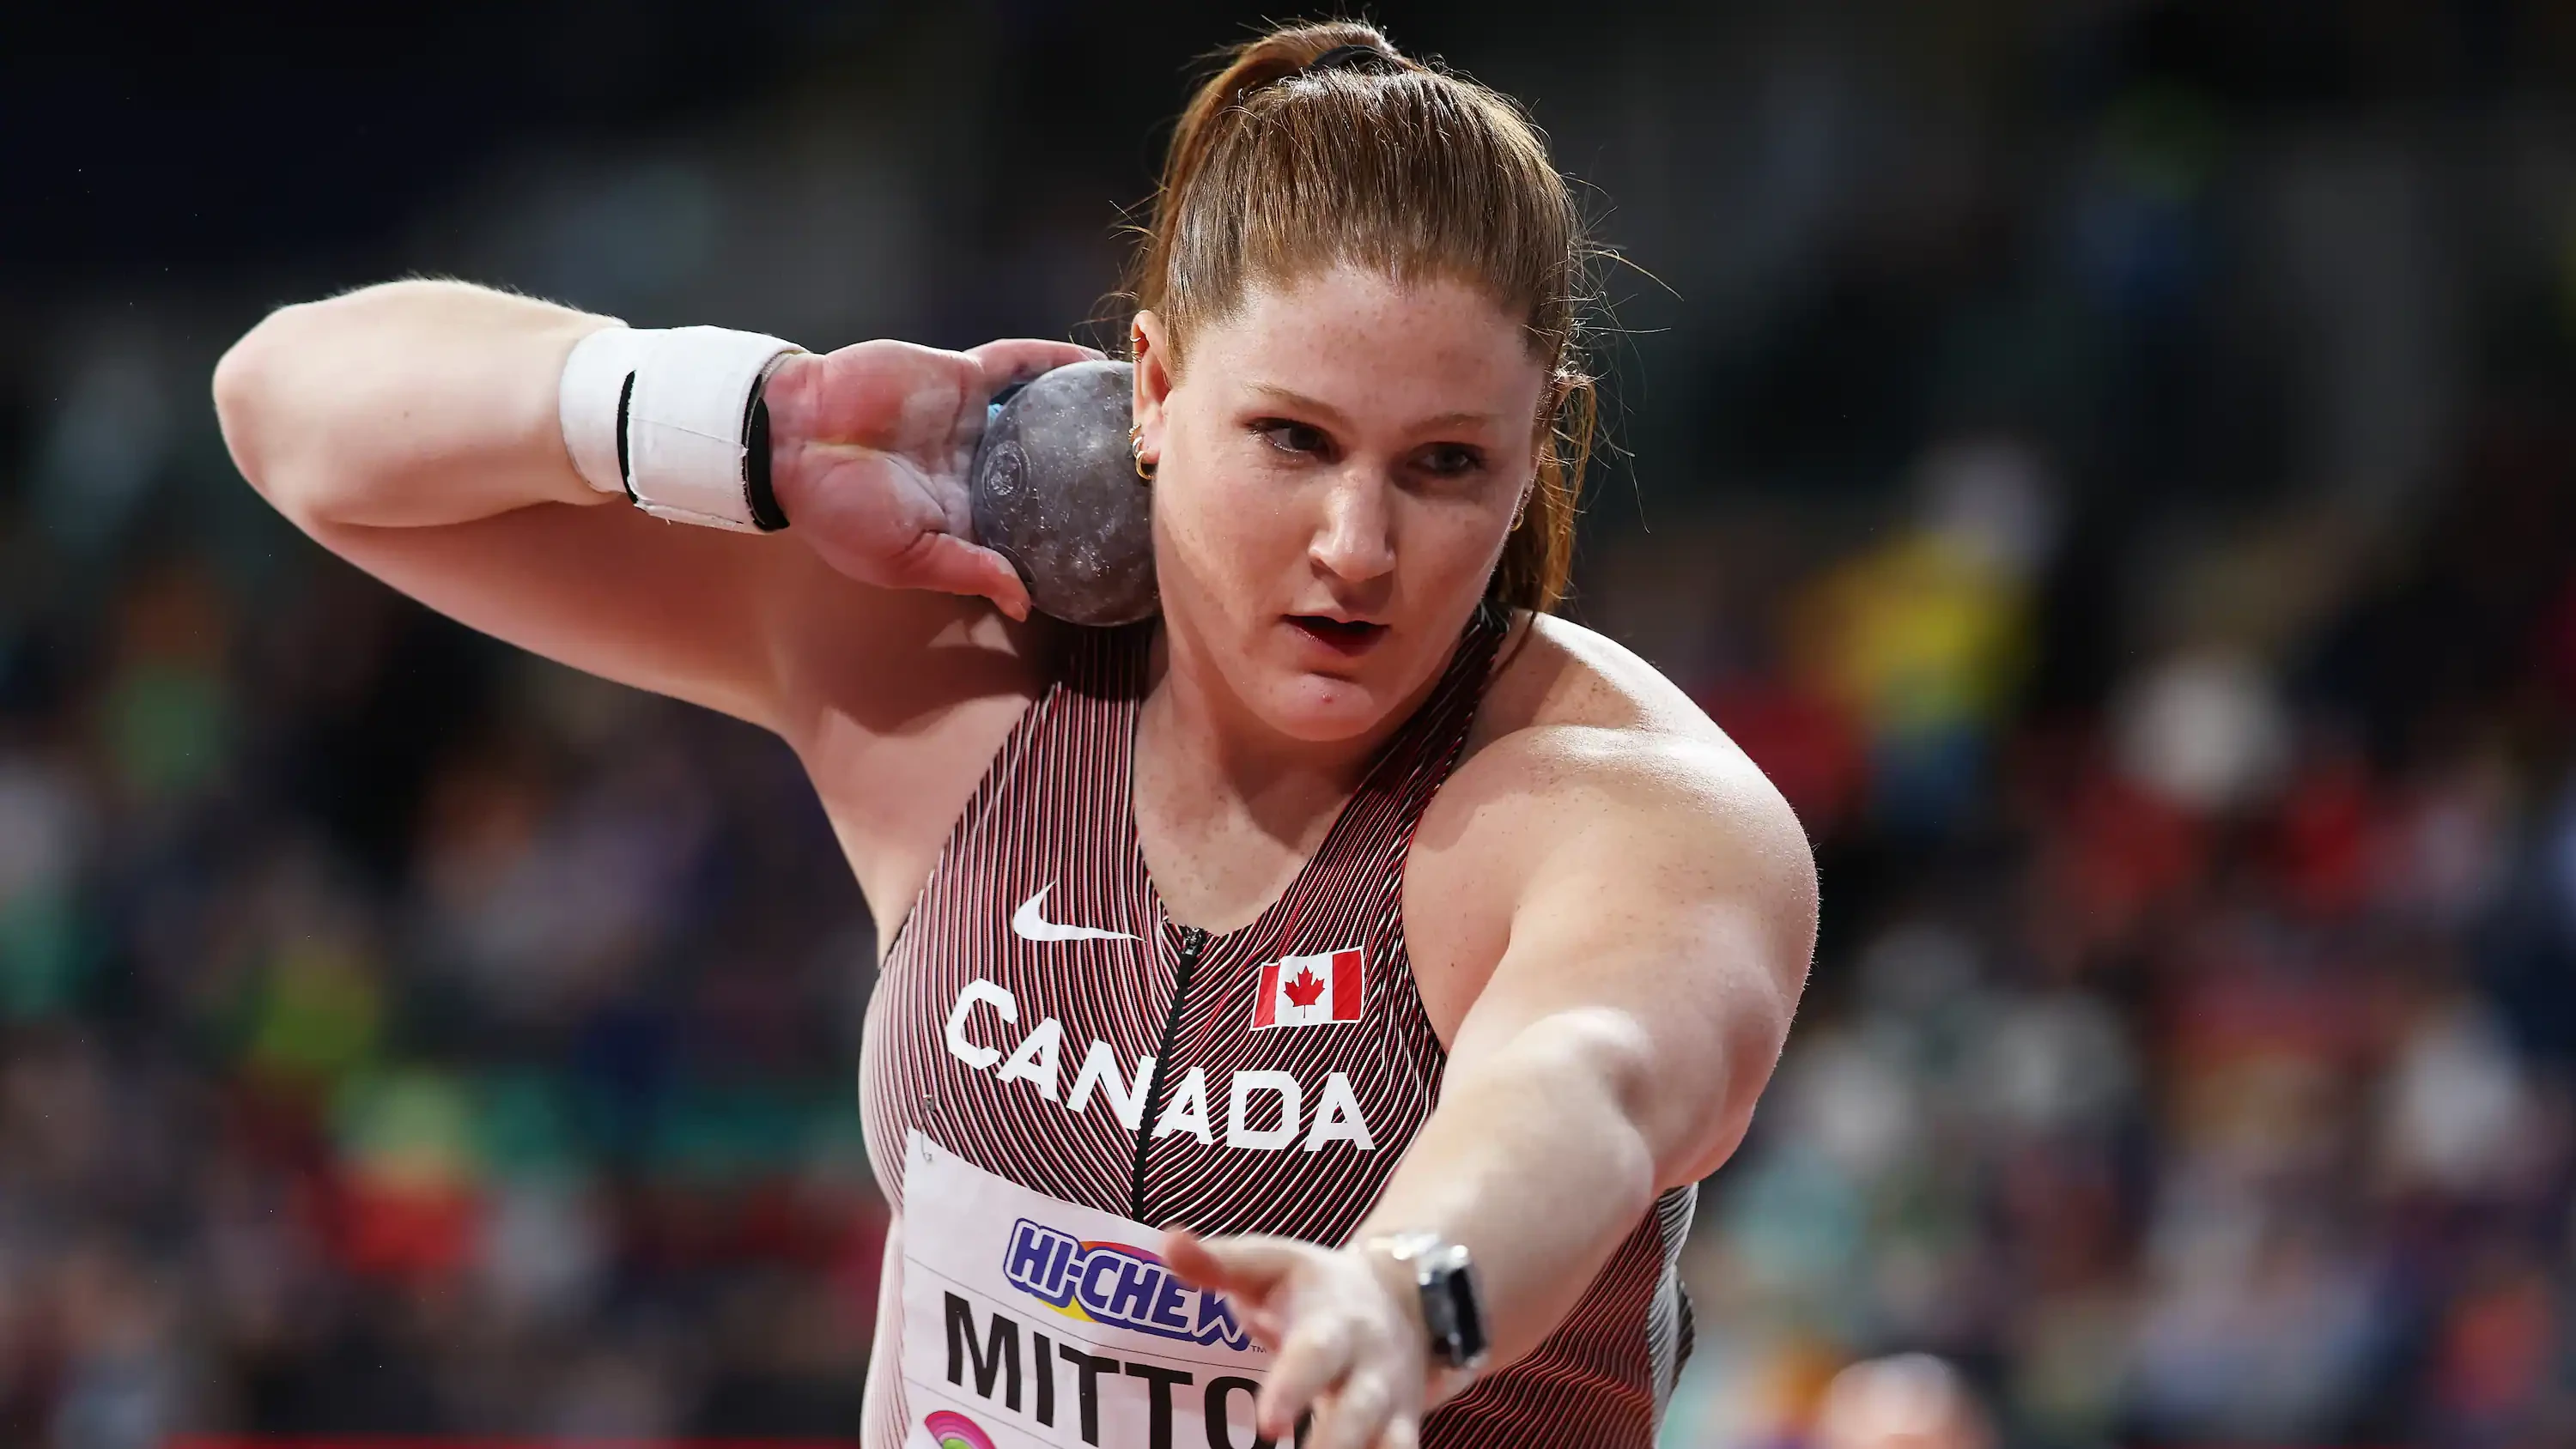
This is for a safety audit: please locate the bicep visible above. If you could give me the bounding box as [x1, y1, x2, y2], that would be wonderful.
[309, 490, 1047, 920]
[305, 499, 823, 730]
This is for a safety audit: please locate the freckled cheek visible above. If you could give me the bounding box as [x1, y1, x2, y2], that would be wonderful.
[1395, 495, 1513, 603]
[1161, 457, 1304, 584]
[1150, 488, 1270, 640]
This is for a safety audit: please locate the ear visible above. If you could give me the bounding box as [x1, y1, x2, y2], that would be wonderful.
[1131, 311, 1176, 460]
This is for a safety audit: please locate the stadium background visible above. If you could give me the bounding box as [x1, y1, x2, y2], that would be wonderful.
[6, 1, 2576, 1445]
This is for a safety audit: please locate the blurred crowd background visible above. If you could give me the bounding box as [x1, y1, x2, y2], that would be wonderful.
[5, 2, 2576, 1446]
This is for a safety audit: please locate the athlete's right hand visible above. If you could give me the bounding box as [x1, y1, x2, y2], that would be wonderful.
[764, 336, 1100, 621]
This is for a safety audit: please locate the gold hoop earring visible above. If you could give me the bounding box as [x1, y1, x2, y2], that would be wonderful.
[1129, 423, 1155, 482]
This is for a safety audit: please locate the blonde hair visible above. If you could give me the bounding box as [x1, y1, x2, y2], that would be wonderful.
[1126, 20, 1597, 612]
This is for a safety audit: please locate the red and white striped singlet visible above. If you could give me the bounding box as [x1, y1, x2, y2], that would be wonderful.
[860, 612, 1696, 1447]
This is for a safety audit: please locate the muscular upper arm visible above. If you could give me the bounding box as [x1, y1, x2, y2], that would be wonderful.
[221, 281, 823, 731]
[305, 501, 816, 728]
[311, 499, 1046, 908]
[315, 498, 1050, 929]
[303, 496, 1035, 746]
[1429, 727, 1818, 1188]
[220, 282, 1061, 927]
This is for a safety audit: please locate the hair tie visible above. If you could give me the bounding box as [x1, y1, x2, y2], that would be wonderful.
[1306, 43, 1401, 76]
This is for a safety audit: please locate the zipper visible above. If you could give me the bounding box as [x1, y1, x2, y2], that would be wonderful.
[1127, 924, 1211, 1220]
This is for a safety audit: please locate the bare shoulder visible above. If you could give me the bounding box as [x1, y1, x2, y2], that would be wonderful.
[1402, 614, 1815, 1035]
[1467, 611, 1729, 740]
[1448, 612, 1807, 870]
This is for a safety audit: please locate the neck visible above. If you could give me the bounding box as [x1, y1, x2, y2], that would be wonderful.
[1129, 613, 1482, 933]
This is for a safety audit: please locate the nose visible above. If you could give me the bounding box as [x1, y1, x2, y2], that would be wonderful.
[1309, 466, 1396, 586]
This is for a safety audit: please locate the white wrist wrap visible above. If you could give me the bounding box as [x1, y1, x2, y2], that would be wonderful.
[559, 324, 802, 532]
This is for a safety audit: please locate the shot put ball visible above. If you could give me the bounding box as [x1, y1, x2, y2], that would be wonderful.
[968, 359, 1157, 627]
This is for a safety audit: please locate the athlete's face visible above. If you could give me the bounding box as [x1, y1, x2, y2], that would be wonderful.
[1132, 266, 1550, 743]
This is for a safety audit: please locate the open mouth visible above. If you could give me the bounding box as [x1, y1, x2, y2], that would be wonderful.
[1287, 615, 1388, 657]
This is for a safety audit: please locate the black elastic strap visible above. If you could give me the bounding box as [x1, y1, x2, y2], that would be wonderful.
[613, 372, 638, 501]
[742, 358, 789, 532]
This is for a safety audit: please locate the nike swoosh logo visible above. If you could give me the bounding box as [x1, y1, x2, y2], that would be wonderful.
[1011, 885, 1138, 943]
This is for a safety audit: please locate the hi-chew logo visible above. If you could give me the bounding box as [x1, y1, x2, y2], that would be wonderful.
[1003, 1217, 1255, 1351]
[1251, 948, 1364, 1030]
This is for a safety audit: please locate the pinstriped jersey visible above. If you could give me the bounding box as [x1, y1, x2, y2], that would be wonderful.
[860, 612, 1696, 1447]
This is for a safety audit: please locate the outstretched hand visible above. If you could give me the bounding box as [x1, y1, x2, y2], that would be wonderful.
[764, 336, 1098, 619]
[1165, 1228, 1460, 1449]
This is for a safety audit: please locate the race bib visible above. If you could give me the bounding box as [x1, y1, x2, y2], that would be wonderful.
[901, 1130, 1281, 1449]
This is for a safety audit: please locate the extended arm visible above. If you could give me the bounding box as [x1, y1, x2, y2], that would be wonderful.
[1342, 732, 1814, 1365]
[1167, 730, 1815, 1448]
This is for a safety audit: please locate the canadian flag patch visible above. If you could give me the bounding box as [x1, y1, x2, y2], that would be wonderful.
[1250, 948, 1365, 1030]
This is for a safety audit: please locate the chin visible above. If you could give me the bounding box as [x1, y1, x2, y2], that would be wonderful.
[1251, 670, 1400, 743]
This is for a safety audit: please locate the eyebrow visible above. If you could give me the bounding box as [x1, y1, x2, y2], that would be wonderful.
[1247, 384, 1499, 433]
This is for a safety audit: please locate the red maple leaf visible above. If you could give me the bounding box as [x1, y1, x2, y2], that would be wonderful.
[1282, 967, 1327, 1009]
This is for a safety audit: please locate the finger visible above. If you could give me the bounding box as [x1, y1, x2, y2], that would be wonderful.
[1163, 1229, 1307, 1301]
[1258, 1317, 1353, 1440]
[896, 532, 1031, 620]
[1379, 1414, 1421, 1449]
[1246, 1305, 1286, 1349]
[967, 337, 1105, 395]
[1303, 1373, 1394, 1449]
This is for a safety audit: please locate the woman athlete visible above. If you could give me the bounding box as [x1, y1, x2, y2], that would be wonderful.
[213, 21, 1814, 1449]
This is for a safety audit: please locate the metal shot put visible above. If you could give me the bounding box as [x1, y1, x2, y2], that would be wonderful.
[969, 360, 1157, 627]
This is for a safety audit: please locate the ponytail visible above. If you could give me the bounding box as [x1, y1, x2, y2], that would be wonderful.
[1136, 23, 1424, 328]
